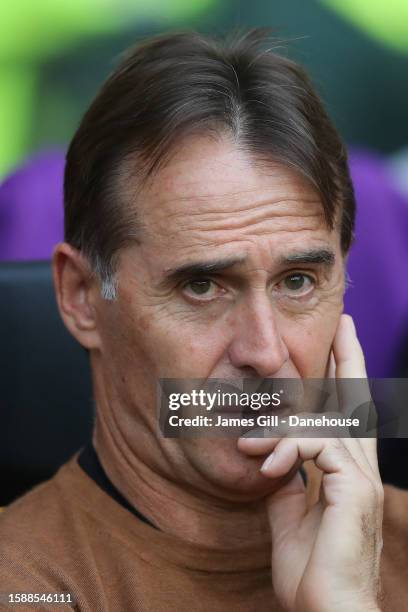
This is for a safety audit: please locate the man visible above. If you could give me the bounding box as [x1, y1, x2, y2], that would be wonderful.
[0, 29, 407, 612]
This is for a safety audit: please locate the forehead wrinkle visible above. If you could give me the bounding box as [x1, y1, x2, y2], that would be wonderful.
[150, 212, 331, 257]
[160, 209, 326, 243]
[191, 211, 325, 234]
[150, 190, 322, 218]
[149, 198, 325, 241]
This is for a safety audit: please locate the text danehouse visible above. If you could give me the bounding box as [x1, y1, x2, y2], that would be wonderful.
[167, 414, 360, 429]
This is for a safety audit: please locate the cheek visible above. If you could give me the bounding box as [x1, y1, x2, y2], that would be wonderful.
[156, 324, 227, 377]
[112, 306, 225, 378]
[284, 312, 341, 377]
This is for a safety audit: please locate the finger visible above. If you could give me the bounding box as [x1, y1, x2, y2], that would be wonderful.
[333, 314, 378, 472]
[261, 436, 382, 523]
[238, 418, 371, 477]
[262, 436, 383, 542]
[237, 421, 291, 456]
[237, 433, 282, 456]
[260, 436, 358, 480]
[333, 314, 366, 378]
[358, 435, 380, 479]
[262, 434, 383, 543]
[327, 349, 336, 379]
[337, 436, 379, 481]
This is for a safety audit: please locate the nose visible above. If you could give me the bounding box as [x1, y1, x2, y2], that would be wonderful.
[227, 294, 289, 377]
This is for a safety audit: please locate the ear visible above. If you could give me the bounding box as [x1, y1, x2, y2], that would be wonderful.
[52, 242, 101, 350]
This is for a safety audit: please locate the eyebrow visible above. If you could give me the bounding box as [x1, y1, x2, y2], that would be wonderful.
[158, 248, 335, 288]
[160, 256, 247, 287]
[279, 248, 335, 266]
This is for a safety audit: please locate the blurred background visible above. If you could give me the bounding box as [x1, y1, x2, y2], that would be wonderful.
[1, 0, 407, 503]
[1, 0, 408, 175]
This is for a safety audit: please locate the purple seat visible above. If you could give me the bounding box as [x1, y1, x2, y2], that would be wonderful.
[345, 150, 408, 377]
[0, 150, 64, 261]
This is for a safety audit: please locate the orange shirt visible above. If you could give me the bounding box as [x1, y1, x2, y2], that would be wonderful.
[1, 454, 408, 611]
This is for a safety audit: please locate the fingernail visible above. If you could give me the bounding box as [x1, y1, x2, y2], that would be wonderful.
[260, 453, 275, 473]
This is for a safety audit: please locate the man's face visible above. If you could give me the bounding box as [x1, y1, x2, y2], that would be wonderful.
[92, 134, 345, 500]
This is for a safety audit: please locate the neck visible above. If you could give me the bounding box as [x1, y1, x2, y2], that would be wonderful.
[93, 414, 272, 552]
[93, 370, 270, 552]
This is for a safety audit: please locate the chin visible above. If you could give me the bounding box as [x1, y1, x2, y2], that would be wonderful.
[186, 439, 282, 502]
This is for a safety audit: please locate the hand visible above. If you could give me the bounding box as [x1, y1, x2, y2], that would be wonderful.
[237, 315, 384, 612]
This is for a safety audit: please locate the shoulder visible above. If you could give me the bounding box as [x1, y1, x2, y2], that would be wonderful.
[0, 457, 82, 547]
[0, 457, 92, 591]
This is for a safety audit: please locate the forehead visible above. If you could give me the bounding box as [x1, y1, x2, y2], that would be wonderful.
[136, 134, 339, 260]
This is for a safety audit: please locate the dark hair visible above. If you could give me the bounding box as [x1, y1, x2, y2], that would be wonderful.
[64, 28, 355, 299]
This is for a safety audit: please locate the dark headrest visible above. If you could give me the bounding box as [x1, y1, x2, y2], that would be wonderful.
[0, 261, 93, 505]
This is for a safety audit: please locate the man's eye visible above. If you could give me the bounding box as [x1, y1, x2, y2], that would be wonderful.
[182, 278, 219, 299]
[277, 273, 315, 297]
